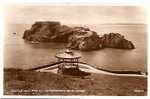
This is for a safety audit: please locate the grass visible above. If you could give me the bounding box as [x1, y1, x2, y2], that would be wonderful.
[4, 68, 147, 96]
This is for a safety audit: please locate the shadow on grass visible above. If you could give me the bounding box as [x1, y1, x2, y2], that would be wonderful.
[62, 67, 91, 77]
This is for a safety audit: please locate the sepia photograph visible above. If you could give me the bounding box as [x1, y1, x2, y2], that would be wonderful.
[3, 5, 147, 96]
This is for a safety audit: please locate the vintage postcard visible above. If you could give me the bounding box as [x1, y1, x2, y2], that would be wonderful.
[3, 4, 147, 96]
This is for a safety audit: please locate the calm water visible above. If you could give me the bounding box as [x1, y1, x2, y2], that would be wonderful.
[4, 24, 147, 72]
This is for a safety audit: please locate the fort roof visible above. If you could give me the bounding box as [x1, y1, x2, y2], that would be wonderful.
[55, 49, 81, 59]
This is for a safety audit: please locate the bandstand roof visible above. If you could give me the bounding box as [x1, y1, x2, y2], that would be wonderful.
[55, 49, 81, 59]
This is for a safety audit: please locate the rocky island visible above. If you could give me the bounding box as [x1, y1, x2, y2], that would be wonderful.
[99, 33, 135, 49]
[23, 21, 135, 50]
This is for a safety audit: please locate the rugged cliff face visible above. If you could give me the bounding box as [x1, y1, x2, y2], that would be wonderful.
[23, 21, 101, 50]
[99, 33, 135, 49]
[67, 27, 102, 51]
[23, 21, 73, 42]
[23, 21, 135, 50]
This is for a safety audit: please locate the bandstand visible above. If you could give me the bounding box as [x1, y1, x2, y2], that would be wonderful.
[55, 49, 81, 74]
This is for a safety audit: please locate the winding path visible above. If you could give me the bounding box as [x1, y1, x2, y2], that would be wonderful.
[30, 62, 147, 78]
[79, 63, 147, 77]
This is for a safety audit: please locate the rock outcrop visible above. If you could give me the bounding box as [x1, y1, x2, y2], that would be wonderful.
[23, 21, 101, 50]
[99, 33, 135, 49]
[23, 21, 135, 50]
[23, 21, 74, 42]
[67, 27, 102, 51]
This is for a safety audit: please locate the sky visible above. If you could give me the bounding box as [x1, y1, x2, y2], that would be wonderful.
[4, 5, 147, 24]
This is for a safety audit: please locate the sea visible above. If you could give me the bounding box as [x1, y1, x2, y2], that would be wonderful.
[4, 23, 147, 72]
